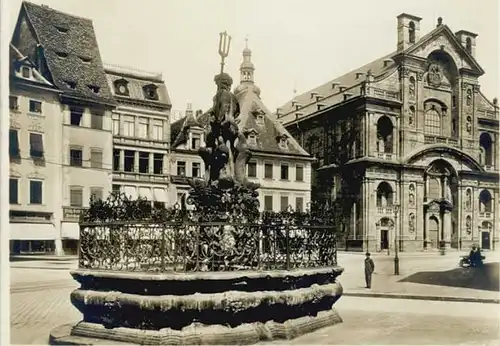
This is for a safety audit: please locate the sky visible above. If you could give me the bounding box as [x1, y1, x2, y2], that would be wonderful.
[6, 0, 499, 117]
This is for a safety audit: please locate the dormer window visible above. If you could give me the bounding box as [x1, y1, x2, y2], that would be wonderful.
[317, 103, 325, 111]
[114, 79, 129, 96]
[277, 134, 289, 150]
[21, 66, 31, 79]
[65, 81, 77, 89]
[331, 82, 339, 90]
[56, 51, 68, 58]
[355, 72, 364, 80]
[339, 86, 346, 92]
[143, 84, 159, 101]
[248, 133, 257, 146]
[54, 25, 68, 33]
[245, 129, 258, 146]
[88, 85, 100, 94]
[344, 93, 353, 101]
[255, 110, 265, 125]
[291, 100, 301, 108]
[310, 92, 318, 99]
[79, 56, 92, 63]
[315, 95, 323, 102]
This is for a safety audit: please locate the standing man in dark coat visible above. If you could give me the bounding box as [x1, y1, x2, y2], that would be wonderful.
[365, 252, 375, 289]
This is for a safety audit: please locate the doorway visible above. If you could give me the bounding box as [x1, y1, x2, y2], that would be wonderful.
[481, 231, 491, 250]
[380, 230, 389, 250]
[428, 216, 439, 248]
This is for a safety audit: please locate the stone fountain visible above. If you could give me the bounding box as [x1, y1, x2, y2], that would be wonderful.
[49, 32, 344, 345]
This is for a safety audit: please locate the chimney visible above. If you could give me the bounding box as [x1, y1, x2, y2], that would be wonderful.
[195, 109, 203, 118]
[455, 30, 478, 57]
[276, 107, 282, 118]
[397, 13, 422, 53]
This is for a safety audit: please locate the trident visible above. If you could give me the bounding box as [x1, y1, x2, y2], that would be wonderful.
[218, 31, 232, 74]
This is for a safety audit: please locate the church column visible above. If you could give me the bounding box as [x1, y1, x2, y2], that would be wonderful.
[149, 152, 154, 174]
[119, 150, 124, 171]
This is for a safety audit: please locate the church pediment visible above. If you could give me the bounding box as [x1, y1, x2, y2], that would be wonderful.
[404, 25, 484, 75]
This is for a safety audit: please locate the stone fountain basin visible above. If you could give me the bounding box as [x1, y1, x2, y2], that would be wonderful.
[50, 267, 344, 345]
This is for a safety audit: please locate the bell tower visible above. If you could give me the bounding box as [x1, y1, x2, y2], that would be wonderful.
[240, 36, 255, 84]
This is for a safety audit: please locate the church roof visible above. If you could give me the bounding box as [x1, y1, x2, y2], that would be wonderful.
[15, 1, 115, 104]
[276, 21, 485, 120]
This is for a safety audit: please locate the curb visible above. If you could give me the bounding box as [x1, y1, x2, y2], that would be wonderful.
[343, 292, 500, 304]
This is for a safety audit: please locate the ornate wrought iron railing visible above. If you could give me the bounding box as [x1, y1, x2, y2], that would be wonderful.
[78, 220, 338, 272]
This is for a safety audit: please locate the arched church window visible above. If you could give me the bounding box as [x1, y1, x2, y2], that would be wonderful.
[479, 190, 492, 213]
[376, 182, 393, 207]
[376, 116, 394, 153]
[424, 108, 441, 135]
[479, 133, 493, 166]
[409, 21, 416, 44]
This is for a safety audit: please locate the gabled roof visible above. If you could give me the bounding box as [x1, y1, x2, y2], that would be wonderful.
[10, 43, 56, 87]
[172, 86, 310, 157]
[236, 88, 310, 157]
[17, 1, 115, 104]
[403, 24, 484, 74]
[171, 111, 205, 148]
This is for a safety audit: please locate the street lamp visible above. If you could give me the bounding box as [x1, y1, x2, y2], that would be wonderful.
[393, 203, 400, 275]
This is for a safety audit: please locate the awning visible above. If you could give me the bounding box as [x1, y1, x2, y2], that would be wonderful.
[10, 223, 56, 240]
[123, 185, 137, 199]
[61, 222, 80, 239]
[138, 187, 153, 200]
[153, 188, 166, 202]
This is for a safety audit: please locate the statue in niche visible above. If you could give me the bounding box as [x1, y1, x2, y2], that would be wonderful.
[408, 106, 415, 126]
[466, 117, 472, 134]
[466, 217, 472, 234]
[466, 89, 472, 106]
[465, 189, 472, 210]
[409, 77, 416, 99]
[408, 213, 415, 233]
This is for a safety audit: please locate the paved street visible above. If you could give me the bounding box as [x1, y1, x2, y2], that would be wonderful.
[10, 252, 500, 345]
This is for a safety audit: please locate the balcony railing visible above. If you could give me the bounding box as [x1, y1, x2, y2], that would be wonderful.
[113, 171, 169, 183]
[424, 135, 458, 146]
[484, 165, 496, 172]
[377, 152, 394, 160]
[367, 87, 400, 101]
[479, 212, 492, 218]
[377, 206, 394, 215]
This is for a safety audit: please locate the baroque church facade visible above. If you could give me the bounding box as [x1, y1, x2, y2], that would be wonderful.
[277, 14, 499, 252]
